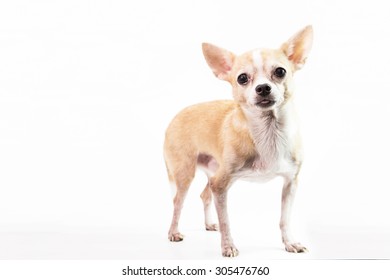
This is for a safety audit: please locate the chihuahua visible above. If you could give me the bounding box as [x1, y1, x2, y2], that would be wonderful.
[164, 26, 313, 257]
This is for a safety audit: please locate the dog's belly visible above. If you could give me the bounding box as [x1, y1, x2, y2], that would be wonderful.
[234, 168, 278, 183]
[197, 152, 297, 183]
[234, 157, 297, 183]
[197, 153, 219, 176]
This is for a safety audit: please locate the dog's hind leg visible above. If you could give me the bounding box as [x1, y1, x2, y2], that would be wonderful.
[166, 156, 196, 242]
[200, 180, 218, 231]
[198, 153, 219, 231]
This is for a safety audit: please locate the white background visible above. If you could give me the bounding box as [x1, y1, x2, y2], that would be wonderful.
[0, 0, 390, 263]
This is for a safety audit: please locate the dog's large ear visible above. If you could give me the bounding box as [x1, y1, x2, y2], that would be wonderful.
[202, 43, 235, 81]
[281, 25, 313, 71]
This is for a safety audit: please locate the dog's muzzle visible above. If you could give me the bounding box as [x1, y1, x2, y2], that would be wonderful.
[255, 83, 276, 108]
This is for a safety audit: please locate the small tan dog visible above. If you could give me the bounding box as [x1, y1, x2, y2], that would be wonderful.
[164, 26, 313, 257]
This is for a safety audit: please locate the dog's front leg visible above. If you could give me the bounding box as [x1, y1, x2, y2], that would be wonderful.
[210, 174, 238, 257]
[280, 175, 307, 253]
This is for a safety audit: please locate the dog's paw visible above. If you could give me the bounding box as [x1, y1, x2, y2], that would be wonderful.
[205, 223, 219, 231]
[284, 242, 308, 253]
[222, 245, 239, 257]
[168, 232, 184, 242]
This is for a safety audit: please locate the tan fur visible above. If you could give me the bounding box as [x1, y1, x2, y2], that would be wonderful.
[164, 26, 313, 257]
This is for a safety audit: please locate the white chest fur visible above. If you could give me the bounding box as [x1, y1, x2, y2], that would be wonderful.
[235, 156, 297, 183]
[235, 106, 299, 182]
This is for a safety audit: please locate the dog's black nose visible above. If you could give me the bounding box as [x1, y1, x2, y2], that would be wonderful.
[255, 84, 272, 96]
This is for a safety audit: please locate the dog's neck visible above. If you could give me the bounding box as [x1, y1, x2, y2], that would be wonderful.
[243, 105, 290, 170]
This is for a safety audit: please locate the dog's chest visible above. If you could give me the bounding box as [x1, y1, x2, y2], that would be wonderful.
[234, 113, 297, 182]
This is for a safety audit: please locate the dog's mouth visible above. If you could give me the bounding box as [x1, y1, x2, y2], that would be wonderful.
[255, 99, 276, 108]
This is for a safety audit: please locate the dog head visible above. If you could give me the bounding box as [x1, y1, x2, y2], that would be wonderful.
[202, 26, 313, 113]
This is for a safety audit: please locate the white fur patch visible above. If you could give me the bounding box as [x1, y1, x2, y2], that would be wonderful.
[252, 50, 263, 69]
[235, 106, 299, 183]
[170, 182, 177, 198]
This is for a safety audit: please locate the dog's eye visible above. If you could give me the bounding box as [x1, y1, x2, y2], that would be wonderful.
[237, 73, 249, 85]
[274, 67, 286, 78]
